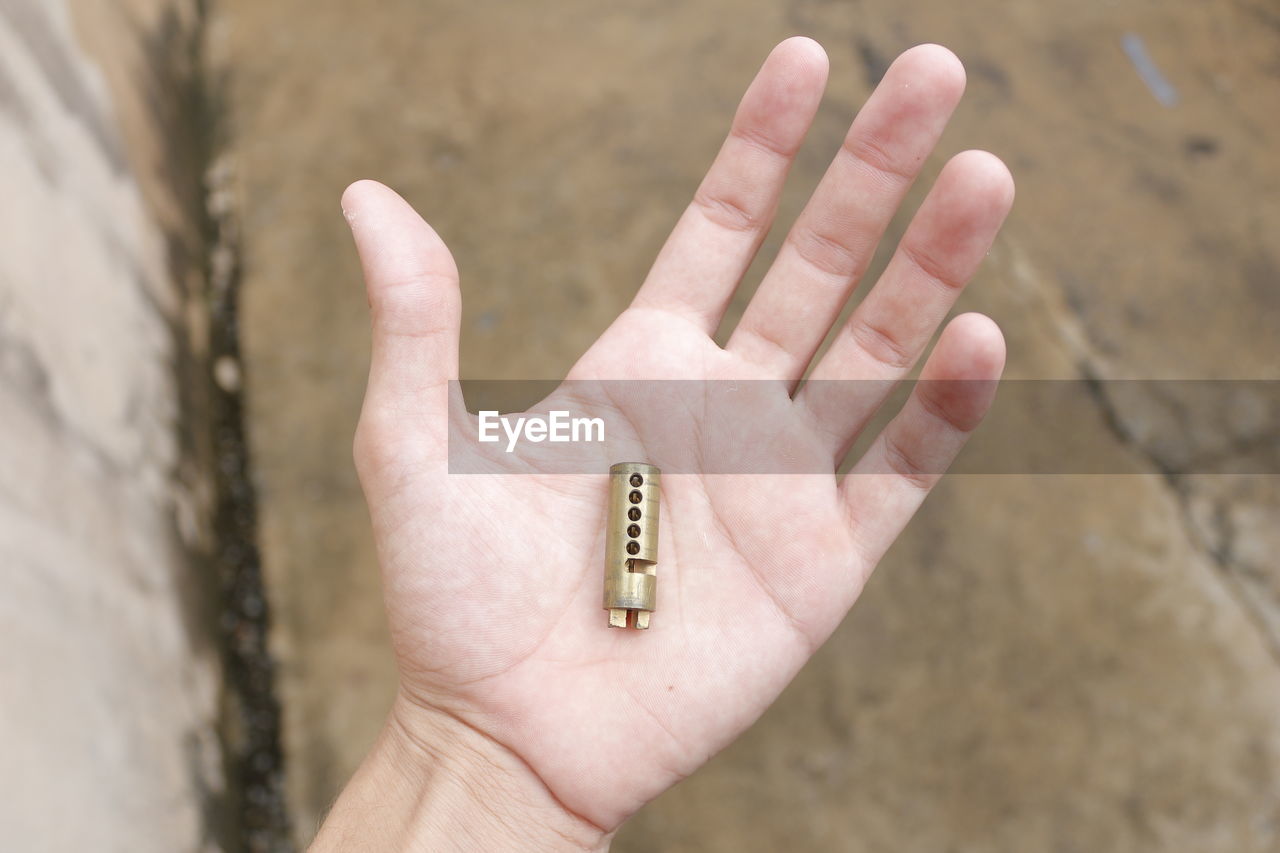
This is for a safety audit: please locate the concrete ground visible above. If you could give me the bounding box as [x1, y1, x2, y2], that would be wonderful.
[213, 0, 1280, 848]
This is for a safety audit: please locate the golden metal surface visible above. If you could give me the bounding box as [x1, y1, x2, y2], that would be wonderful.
[603, 462, 660, 629]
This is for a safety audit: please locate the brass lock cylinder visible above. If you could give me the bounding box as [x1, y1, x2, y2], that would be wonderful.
[603, 462, 660, 629]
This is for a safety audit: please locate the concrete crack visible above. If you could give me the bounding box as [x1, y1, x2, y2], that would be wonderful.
[179, 1, 294, 848]
[1003, 237, 1280, 666]
[1072, 314, 1280, 669]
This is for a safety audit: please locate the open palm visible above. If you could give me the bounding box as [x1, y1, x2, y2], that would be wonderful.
[339, 38, 1013, 843]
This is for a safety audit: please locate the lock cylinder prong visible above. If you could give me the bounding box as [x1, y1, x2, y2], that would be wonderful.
[603, 462, 660, 630]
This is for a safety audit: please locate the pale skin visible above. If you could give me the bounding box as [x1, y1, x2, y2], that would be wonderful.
[313, 38, 1014, 852]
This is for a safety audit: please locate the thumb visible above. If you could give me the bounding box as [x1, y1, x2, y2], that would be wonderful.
[343, 180, 460, 460]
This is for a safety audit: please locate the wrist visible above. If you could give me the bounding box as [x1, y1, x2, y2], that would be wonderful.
[310, 690, 611, 852]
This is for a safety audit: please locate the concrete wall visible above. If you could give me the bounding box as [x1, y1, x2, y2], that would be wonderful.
[0, 1, 224, 849]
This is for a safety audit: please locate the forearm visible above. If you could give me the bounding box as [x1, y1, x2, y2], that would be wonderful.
[310, 692, 612, 852]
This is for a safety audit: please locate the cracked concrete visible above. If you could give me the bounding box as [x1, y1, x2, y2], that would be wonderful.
[211, 0, 1280, 848]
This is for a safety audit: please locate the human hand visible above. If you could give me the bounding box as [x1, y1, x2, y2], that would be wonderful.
[315, 38, 1013, 852]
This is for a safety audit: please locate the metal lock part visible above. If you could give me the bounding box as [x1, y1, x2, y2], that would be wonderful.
[603, 462, 660, 629]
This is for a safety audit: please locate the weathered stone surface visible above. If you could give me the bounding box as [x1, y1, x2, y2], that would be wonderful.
[0, 0, 224, 849]
[215, 0, 1280, 848]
